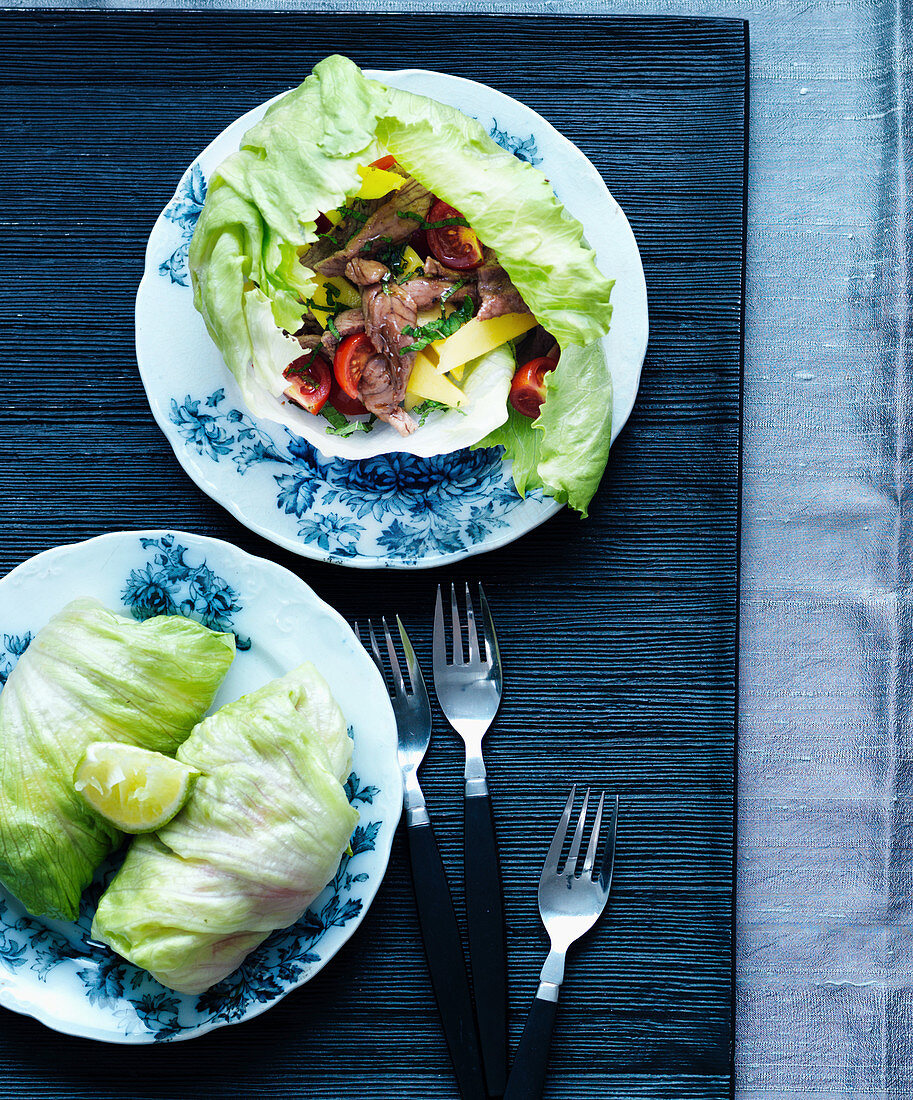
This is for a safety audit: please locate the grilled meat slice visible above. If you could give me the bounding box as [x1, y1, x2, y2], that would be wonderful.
[404, 276, 477, 312]
[423, 256, 464, 281]
[477, 250, 530, 320]
[345, 258, 390, 287]
[362, 283, 418, 372]
[359, 352, 417, 437]
[316, 179, 434, 277]
[296, 333, 322, 352]
[357, 282, 420, 436]
[319, 308, 366, 355]
[299, 196, 387, 270]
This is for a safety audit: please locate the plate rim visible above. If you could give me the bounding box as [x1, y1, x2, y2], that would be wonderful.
[0, 528, 402, 1043]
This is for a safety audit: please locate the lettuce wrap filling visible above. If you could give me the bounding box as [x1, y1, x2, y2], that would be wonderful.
[190, 54, 615, 514]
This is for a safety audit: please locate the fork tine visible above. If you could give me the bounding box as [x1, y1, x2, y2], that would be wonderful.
[464, 582, 481, 663]
[432, 585, 447, 671]
[396, 615, 425, 696]
[382, 617, 406, 698]
[450, 582, 463, 664]
[582, 791, 605, 875]
[543, 786, 576, 875]
[478, 582, 499, 669]
[366, 619, 386, 681]
[563, 788, 590, 874]
[599, 795, 619, 892]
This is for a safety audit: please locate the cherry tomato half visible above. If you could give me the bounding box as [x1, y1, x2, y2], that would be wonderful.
[283, 353, 331, 414]
[334, 333, 376, 401]
[329, 377, 368, 416]
[369, 154, 397, 171]
[509, 357, 556, 418]
[426, 199, 484, 271]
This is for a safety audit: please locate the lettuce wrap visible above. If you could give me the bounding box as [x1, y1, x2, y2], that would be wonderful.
[189, 54, 615, 514]
[92, 664, 358, 994]
[0, 599, 235, 920]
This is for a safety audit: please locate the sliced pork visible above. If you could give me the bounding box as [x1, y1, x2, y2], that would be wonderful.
[316, 179, 434, 277]
[357, 282, 420, 436]
[405, 277, 477, 312]
[345, 258, 390, 287]
[319, 308, 366, 355]
[476, 250, 530, 320]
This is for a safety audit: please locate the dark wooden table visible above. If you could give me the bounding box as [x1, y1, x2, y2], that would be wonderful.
[0, 12, 744, 1098]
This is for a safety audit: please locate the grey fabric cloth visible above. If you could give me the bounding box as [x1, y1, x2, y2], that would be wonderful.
[8, 0, 900, 1094]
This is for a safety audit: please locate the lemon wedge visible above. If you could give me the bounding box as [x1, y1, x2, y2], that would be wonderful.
[74, 742, 200, 834]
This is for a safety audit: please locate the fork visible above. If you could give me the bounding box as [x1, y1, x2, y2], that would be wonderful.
[432, 582, 506, 1095]
[357, 618, 486, 1100]
[503, 787, 619, 1100]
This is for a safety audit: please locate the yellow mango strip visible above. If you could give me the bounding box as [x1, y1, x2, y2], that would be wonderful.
[307, 275, 361, 329]
[405, 352, 466, 408]
[356, 165, 405, 200]
[401, 245, 423, 280]
[433, 313, 537, 375]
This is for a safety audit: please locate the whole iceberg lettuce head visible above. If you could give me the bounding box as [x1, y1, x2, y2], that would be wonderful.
[92, 663, 359, 994]
[0, 598, 235, 920]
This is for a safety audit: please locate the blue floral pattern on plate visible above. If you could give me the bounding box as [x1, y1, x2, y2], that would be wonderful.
[168, 389, 539, 564]
[158, 164, 206, 286]
[0, 534, 391, 1042]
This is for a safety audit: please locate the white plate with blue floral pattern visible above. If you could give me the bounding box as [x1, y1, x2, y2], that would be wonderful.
[0, 530, 401, 1043]
[136, 69, 648, 568]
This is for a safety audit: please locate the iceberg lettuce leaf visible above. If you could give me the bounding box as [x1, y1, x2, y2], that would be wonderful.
[377, 89, 613, 349]
[92, 664, 359, 994]
[0, 599, 235, 920]
[474, 341, 613, 516]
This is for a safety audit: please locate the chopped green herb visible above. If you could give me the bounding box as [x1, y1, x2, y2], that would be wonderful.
[304, 280, 347, 328]
[440, 279, 465, 305]
[411, 399, 450, 426]
[397, 211, 470, 231]
[322, 405, 375, 436]
[283, 347, 321, 379]
[326, 315, 341, 341]
[376, 241, 409, 278]
[347, 199, 370, 225]
[400, 297, 474, 354]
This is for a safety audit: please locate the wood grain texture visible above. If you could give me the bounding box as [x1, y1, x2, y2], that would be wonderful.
[0, 11, 746, 1100]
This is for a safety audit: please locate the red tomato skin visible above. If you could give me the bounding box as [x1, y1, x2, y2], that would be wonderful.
[334, 333, 376, 401]
[426, 200, 484, 271]
[369, 155, 397, 171]
[509, 357, 556, 418]
[329, 378, 368, 416]
[283, 353, 332, 414]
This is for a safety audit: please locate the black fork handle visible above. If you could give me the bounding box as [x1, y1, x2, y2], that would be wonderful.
[503, 992, 559, 1100]
[407, 819, 487, 1100]
[464, 787, 508, 1095]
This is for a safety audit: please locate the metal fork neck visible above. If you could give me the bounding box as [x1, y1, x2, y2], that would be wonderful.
[403, 771, 430, 827]
[536, 947, 567, 1003]
[464, 746, 488, 797]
